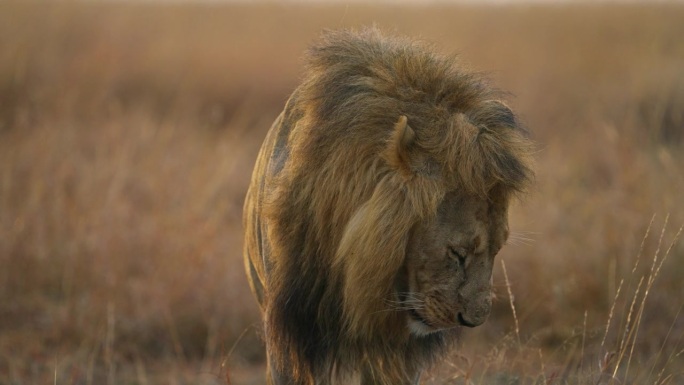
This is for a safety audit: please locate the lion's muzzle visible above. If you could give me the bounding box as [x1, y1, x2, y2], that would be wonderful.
[457, 289, 493, 327]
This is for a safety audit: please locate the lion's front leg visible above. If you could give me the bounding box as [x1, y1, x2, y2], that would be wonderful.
[264, 337, 313, 385]
[266, 355, 287, 385]
[266, 350, 302, 385]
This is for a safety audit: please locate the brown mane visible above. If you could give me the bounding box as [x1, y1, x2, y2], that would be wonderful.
[244, 28, 534, 383]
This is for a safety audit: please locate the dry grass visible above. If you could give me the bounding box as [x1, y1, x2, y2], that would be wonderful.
[1, 2, 683, 384]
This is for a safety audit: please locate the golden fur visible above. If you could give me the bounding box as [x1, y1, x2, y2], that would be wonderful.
[243, 28, 534, 384]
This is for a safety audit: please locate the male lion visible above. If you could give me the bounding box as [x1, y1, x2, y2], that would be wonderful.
[243, 29, 534, 385]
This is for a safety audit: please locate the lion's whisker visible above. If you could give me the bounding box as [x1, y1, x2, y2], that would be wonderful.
[507, 234, 536, 246]
[386, 292, 425, 303]
[508, 231, 537, 244]
[394, 291, 424, 297]
[371, 304, 426, 316]
[509, 234, 536, 241]
[384, 299, 425, 307]
[382, 295, 426, 314]
[385, 301, 424, 307]
[508, 239, 534, 247]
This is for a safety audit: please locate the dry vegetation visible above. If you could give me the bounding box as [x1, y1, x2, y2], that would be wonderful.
[1, 2, 683, 384]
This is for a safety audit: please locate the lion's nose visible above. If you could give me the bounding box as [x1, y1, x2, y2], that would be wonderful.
[458, 291, 492, 327]
[457, 312, 487, 327]
[457, 312, 481, 328]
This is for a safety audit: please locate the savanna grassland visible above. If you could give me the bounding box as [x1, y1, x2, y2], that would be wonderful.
[1, 2, 683, 384]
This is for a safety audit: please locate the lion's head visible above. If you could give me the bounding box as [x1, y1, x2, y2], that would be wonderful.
[402, 190, 508, 335]
[243, 28, 534, 384]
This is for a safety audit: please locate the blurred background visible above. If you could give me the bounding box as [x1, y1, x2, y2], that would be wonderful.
[1, 1, 683, 384]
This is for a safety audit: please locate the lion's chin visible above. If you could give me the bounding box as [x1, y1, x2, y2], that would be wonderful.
[407, 309, 441, 336]
[408, 317, 437, 336]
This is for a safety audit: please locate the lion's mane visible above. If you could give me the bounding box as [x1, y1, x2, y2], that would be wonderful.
[243, 28, 534, 383]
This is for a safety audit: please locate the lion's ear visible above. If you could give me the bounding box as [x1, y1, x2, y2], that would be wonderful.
[385, 115, 415, 176]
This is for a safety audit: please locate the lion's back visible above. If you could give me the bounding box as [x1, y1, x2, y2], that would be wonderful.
[243, 94, 300, 308]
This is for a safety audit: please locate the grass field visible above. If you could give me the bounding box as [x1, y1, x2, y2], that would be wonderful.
[1, 2, 683, 384]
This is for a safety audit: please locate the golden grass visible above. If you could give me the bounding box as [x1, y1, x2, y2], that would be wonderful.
[0, 2, 683, 384]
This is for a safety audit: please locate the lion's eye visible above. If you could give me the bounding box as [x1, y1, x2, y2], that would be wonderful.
[449, 247, 467, 266]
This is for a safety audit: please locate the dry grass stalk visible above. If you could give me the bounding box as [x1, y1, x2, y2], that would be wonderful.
[538, 348, 547, 384]
[105, 302, 116, 385]
[501, 259, 521, 349]
[601, 278, 624, 348]
[611, 218, 683, 384]
[625, 218, 675, 380]
[649, 303, 684, 384]
[581, 310, 587, 376]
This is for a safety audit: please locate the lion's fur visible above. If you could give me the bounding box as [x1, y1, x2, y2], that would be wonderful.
[243, 28, 534, 384]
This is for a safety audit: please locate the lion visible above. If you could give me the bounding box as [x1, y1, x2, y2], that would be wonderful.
[243, 28, 534, 385]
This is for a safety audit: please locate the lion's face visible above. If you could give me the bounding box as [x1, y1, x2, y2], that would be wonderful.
[400, 192, 508, 336]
